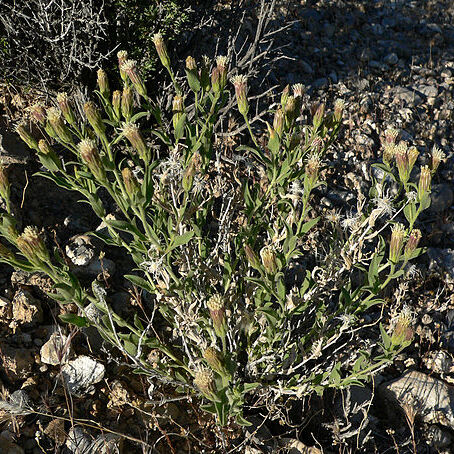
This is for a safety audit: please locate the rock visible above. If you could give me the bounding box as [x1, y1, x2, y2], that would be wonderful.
[313, 78, 328, 89]
[429, 184, 454, 214]
[427, 248, 454, 282]
[0, 296, 12, 320]
[8, 390, 33, 415]
[61, 355, 105, 395]
[0, 345, 34, 380]
[12, 289, 43, 326]
[414, 84, 439, 98]
[393, 87, 423, 106]
[423, 351, 454, 375]
[380, 370, 454, 429]
[426, 424, 453, 449]
[384, 53, 398, 65]
[66, 427, 92, 454]
[40, 332, 71, 366]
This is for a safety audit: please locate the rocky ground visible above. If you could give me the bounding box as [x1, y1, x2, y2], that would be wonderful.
[1, 0, 454, 453]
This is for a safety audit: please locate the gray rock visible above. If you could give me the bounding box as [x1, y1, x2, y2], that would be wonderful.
[427, 248, 454, 281]
[66, 427, 92, 453]
[300, 60, 314, 74]
[393, 87, 423, 106]
[90, 434, 123, 454]
[40, 332, 71, 366]
[61, 355, 105, 395]
[380, 370, 454, 429]
[429, 184, 453, 213]
[423, 351, 454, 375]
[12, 289, 43, 326]
[313, 77, 328, 89]
[384, 53, 398, 65]
[414, 84, 439, 98]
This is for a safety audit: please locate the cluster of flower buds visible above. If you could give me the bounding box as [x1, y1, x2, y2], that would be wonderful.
[16, 226, 50, 266]
[207, 294, 227, 339]
[194, 368, 218, 401]
[394, 141, 419, 186]
[231, 75, 248, 116]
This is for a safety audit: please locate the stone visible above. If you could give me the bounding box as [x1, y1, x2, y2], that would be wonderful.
[414, 84, 439, 98]
[427, 248, 454, 282]
[61, 355, 105, 395]
[313, 78, 328, 89]
[393, 87, 423, 106]
[423, 351, 454, 375]
[0, 345, 34, 380]
[66, 427, 92, 453]
[40, 332, 72, 366]
[380, 370, 454, 429]
[426, 424, 453, 449]
[12, 290, 43, 326]
[428, 184, 454, 214]
[384, 53, 398, 65]
[0, 431, 24, 454]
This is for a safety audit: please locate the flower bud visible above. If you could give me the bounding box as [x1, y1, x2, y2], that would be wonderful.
[391, 306, 414, 346]
[260, 246, 278, 275]
[418, 165, 431, 200]
[16, 226, 49, 265]
[285, 96, 297, 128]
[56, 92, 76, 125]
[194, 369, 217, 400]
[172, 95, 185, 131]
[117, 50, 128, 81]
[79, 139, 106, 182]
[216, 56, 228, 92]
[404, 229, 422, 260]
[203, 347, 228, 377]
[245, 244, 260, 270]
[122, 167, 140, 199]
[29, 104, 46, 126]
[97, 69, 110, 99]
[211, 67, 221, 94]
[281, 85, 290, 109]
[389, 223, 405, 263]
[430, 146, 446, 174]
[0, 165, 11, 207]
[333, 99, 345, 122]
[16, 124, 39, 150]
[207, 294, 227, 339]
[312, 103, 325, 129]
[83, 102, 106, 140]
[407, 146, 419, 172]
[200, 55, 211, 91]
[384, 128, 399, 145]
[152, 33, 170, 70]
[231, 75, 249, 116]
[112, 90, 121, 121]
[38, 139, 61, 172]
[121, 60, 147, 98]
[38, 139, 52, 155]
[185, 56, 200, 93]
[121, 86, 134, 122]
[123, 123, 149, 164]
[305, 154, 321, 187]
[394, 141, 409, 184]
[383, 143, 395, 165]
[182, 151, 200, 192]
[47, 107, 73, 144]
[273, 108, 285, 138]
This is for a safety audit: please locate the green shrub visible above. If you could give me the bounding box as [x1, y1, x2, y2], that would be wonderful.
[1, 36, 439, 426]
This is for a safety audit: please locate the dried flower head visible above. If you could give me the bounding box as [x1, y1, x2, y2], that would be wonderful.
[231, 75, 249, 116]
[83, 102, 106, 140]
[194, 369, 217, 400]
[29, 104, 46, 125]
[384, 128, 399, 145]
[260, 246, 278, 275]
[431, 146, 446, 174]
[79, 139, 106, 182]
[207, 294, 227, 339]
[123, 123, 149, 164]
[292, 83, 304, 98]
[16, 226, 49, 264]
[121, 60, 147, 97]
[97, 69, 110, 98]
[47, 107, 73, 144]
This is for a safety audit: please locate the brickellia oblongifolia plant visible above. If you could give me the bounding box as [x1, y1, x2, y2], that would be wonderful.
[0, 34, 443, 426]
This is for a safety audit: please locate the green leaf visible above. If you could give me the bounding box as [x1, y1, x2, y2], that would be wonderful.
[125, 275, 154, 293]
[235, 414, 252, 426]
[174, 113, 187, 142]
[59, 313, 88, 327]
[380, 323, 391, 350]
[167, 230, 194, 252]
[299, 217, 319, 235]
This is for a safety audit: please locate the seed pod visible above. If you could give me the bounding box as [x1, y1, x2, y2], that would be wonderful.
[152, 33, 170, 70]
[231, 75, 248, 116]
[207, 294, 227, 339]
[97, 69, 110, 99]
[121, 86, 133, 122]
[79, 139, 106, 183]
[260, 246, 278, 275]
[117, 50, 128, 81]
[112, 90, 121, 122]
[16, 124, 39, 150]
[83, 102, 106, 141]
[16, 226, 49, 265]
[389, 223, 405, 263]
[123, 123, 149, 164]
[194, 369, 217, 400]
[121, 60, 147, 98]
[56, 92, 76, 126]
[47, 107, 73, 144]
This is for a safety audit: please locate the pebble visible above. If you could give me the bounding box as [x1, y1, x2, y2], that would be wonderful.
[384, 53, 398, 65]
[393, 86, 423, 106]
[414, 84, 439, 98]
[12, 290, 43, 326]
[61, 355, 105, 396]
[423, 351, 453, 375]
[40, 332, 71, 366]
